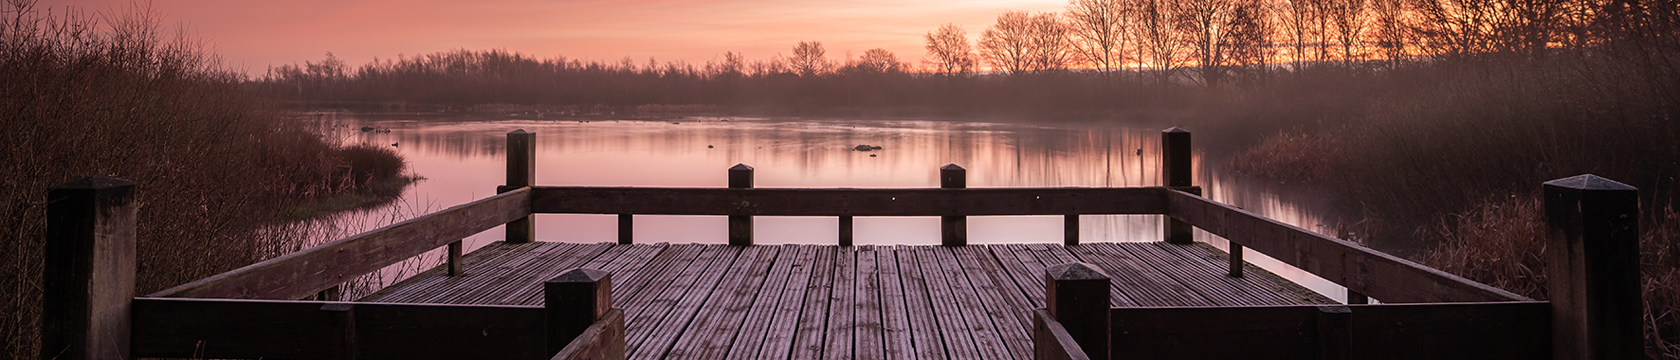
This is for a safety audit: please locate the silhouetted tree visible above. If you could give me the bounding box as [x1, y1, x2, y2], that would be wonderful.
[980, 11, 1074, 74]
[924, 23, 978, 75]
[789, 41, 831, 77]
[1135, 0, 1185, 84]
[1067, 0, 1134, 77]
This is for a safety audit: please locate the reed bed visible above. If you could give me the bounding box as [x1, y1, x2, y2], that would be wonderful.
[0, 2, 407, 358]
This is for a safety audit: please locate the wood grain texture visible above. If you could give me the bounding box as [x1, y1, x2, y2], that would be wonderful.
[132, 298, 547, 360]
[151, 188, 533, 300]
[1032, 308, 1092, 360]
[1164, 189, 1528, 303]
[552, 308, 628, 360]
[529, 187, 1165, 216]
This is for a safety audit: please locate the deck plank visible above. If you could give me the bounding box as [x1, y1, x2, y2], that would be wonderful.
[893, 246, 948, 360]
[874, 246, 917, 360]
[912, 246, 983, 360]
[823, 247, 858, 360]
[729, 245, 812, 360]
[854, 246, 886, 360]
[632, 245, 742, 360]
[789, 246, 838, 360]
[362, 241, 1341, 359]
[668, 246, 778, 359]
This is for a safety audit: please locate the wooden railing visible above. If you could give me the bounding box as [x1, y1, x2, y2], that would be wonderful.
[37, 127, 1643, 360]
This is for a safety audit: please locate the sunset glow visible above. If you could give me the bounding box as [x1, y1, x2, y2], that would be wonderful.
[44, 0, 1065, 75]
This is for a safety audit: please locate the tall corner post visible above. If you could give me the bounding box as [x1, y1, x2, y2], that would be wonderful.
[1544, 174, 1642, 360]
[1045, 262, 1111, 360]
[941, 164, 967, 246]
[506, 129, 536, 244]
[42, 177, 137, 360]
[545, 268, 612, 355]
[1162, 127, 1195, 244]
[729, 164, 754, 246]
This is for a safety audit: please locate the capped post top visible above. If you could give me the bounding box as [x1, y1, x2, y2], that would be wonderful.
[730, 163, 754, 171]
[1544, 174, 1635, 191]
[940, 164, 965, 171]
[1163, 127, 1190, 133]
[53, 176, 135, 190]
[547, 268, 611, 284]
[1046, 262, 1110, 281]
[508, 129, 534, 135]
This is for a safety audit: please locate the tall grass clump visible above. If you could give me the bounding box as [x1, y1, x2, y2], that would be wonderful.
[0, 1, 407, 358]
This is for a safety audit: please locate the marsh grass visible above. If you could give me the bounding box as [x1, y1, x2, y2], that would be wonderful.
[0, 1, 408, 357]
[1229, 49, 1680, 357]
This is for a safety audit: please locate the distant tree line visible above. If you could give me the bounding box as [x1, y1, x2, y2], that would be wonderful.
[253, 0, 1679, 117]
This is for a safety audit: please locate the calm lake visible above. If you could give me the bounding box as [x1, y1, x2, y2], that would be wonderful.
[312, 112, 1354, 302]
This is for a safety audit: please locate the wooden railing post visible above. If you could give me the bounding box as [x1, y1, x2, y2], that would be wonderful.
[1045, 262, 1110, 360]
[447, 241, 463, 276]
[729, 164, 754, 246]
[840, 215, 854, 247]
[42, 176, 137, 360]
[941, 164, 967, 246]
[1065, 215, 1080, 246]
[1162, 127, 1194, 244]
[506, 129, 536, 244]
[1228, 243, 1244, 278]
[1544, 174, 1642, 360]
[546, 268, 612, 355]
[618, 214, 633, 245]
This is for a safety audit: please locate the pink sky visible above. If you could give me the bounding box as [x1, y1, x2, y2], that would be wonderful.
[44, 0, 1064, 76]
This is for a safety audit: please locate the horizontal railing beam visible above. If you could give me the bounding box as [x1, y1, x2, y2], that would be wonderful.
[529, 186, 1168, 216]
[1108, 302, 1550, 360]
[131, 297, 548, 360]
[1163, 189, 1528, 303]
[150, 187, 534, 299]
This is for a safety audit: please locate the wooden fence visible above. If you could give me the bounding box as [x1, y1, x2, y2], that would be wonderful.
[35, 128, 1641, 360]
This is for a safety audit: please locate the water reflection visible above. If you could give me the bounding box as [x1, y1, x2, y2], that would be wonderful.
[315, 112, 1355, 302]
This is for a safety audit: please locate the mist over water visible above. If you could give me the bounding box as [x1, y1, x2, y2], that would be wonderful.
[318, 112, 1351, 300]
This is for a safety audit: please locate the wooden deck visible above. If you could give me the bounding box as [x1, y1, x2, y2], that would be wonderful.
[362, 241, 1333, 360]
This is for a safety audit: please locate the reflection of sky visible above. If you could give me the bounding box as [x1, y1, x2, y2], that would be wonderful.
[45, 0, 1063, 75]
[316, 112, 1355, 301]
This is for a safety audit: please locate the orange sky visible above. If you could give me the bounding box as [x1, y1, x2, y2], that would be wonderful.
[44, 0, 1064, 76]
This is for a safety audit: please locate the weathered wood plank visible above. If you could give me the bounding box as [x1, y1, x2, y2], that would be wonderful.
[824, 246, 858, 360]
[1110, 304, 1324, 360]
[893, 246, 949, 360]
[621, 244, 710, 355]
[1349, 302, 1550, 360]
[757, 245, 826, 360]
[932, 246, 1015, 360]
[530, 187, 1165, 216]
[1155, 242, 1335, 305]
[854, 246, 886, 360]
[955, 246, 1035, 360]
[358, 241, 525, 303]
[629, 245, 740, 359]
[551, 308, 627, 360]
[729, 245, 811, 360]
[152, 188, 533, 300]
[789, 246, 838, 360]
[874, 246, 917, 360]
[913, 246, 984, 360]
[635, 245, 742, 359]
[990, 245, 1048, 308]
[131, 298, 547, 360]
[1164, 189, 1527, 303]
[1120, 243, 1267, 306]
[669, 246, 778, 359]
[1031, 308, 1091, 360]
[1064, 244, 1195, 307]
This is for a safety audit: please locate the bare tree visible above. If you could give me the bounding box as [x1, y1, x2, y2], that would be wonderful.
[846, 48, 908, 73]
[1134, 0, 1185, 84]
[1370, 0, 1407, 65]
[1327, 0, 1370, 62]
[1066, 0, 1134, 78]
[1027, 12, 1076, 72]
[923, 23, 977, 75]
[979, 11, 1038, 74]
[789, 40, 830, 77]
[1224, 0, 1278, 85]
[1180, 0, 1240, 87]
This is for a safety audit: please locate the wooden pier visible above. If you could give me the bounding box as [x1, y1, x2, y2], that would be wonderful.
[37, 128, 1647, 360]
[360, 242, 1330, 360]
